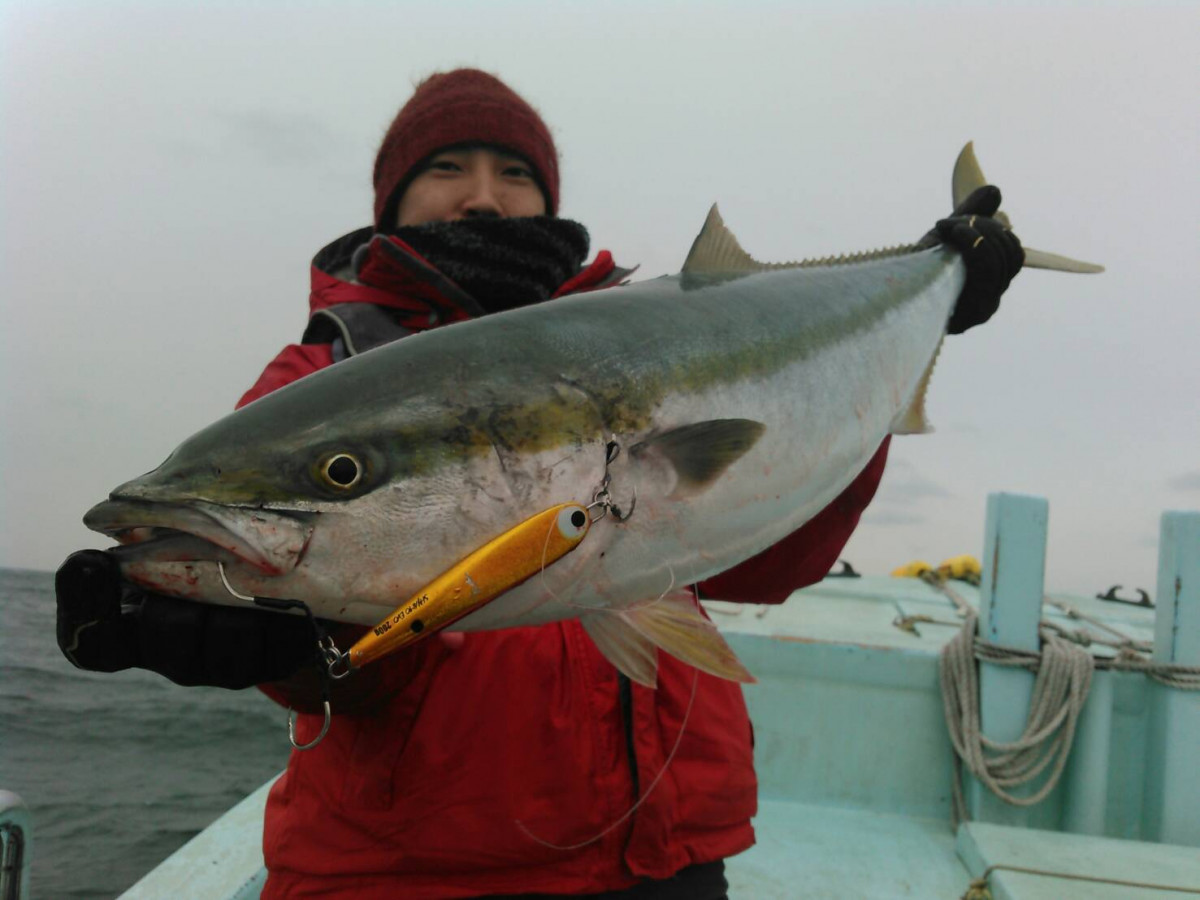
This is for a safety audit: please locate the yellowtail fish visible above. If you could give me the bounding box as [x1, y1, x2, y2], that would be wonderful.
[84, 145, 1100, 687]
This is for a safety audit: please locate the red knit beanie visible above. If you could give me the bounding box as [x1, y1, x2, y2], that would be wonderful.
[373, 69, 560, 227]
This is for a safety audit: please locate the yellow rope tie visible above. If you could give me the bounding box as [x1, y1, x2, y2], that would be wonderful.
[961, 863, 1200, 898]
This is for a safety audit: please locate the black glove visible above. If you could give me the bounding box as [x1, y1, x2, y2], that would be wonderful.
[56, 549, 320, 689]
[921, 185, 1024, 335]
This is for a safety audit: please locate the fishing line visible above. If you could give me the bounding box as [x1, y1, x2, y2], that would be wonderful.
[514, 666, 699, 851]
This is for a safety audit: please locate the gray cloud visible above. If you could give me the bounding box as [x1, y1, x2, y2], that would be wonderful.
[215, 109, 342, 165]
[862, 510, 927, 527]
[877, 458, 953, 503]
[1167, 471, 1200, 492]
[160, 109, 343, 167]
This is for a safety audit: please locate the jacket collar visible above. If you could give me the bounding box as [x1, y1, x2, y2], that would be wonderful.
[309, 227, 632, 333]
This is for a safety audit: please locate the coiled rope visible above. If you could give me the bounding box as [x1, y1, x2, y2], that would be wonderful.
[937, 599, 1200, 825]
[940, 612, 1094, 823]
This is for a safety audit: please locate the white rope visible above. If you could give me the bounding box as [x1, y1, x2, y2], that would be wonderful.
[940, 613, 1094, 823]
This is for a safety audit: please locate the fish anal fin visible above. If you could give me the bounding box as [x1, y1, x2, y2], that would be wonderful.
[582, 613, 659, 687]
[632, 419, 766, 497]
[892, 337, 943, 436]
[622, 590, 756, 684]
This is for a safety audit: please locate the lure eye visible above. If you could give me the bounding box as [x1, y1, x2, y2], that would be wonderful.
[320, 453, 363, 490]
[556, 505, 590, 541]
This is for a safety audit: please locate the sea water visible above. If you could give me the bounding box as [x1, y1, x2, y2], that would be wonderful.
[0, 568, 290, 898]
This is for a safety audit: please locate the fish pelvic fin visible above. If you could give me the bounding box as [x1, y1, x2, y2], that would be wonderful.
[953, 142, 1104, 274]
[620, 590, 756, 684]
[582, 613, 659, 687]
[631, 418, 766, 498]
[891, 336, 943, 436]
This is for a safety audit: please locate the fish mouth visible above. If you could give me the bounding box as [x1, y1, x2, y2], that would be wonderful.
[83, 499, 315, 576]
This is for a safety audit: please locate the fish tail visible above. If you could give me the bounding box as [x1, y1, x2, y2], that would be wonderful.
[953, 142, 1104, 274]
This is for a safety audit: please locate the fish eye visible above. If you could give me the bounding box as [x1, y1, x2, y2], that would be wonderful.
[556, 505, 590, 541]
[320, 453, 363, 490]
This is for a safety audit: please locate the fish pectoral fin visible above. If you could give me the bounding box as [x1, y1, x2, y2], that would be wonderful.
[632, 419, 766, 498]
[621, 590, 756, 684]
[582, 613, 659, 687]
[891, 336, 943, 436]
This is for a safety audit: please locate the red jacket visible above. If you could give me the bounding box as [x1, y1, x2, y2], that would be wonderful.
[246, 229, 890, 898]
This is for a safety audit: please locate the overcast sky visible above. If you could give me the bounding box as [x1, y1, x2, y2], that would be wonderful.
[2, 1, 1196, 599]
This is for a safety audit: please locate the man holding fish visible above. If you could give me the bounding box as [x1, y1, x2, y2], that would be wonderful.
[56, 69, 1023, 898]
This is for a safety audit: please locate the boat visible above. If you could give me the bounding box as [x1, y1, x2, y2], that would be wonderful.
[4, 492, 1197, 897]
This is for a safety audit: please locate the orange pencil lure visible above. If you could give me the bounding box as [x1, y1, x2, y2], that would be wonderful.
[347, 503, 592, 670]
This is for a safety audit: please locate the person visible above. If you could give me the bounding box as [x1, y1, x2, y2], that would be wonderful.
[56, 69, 1023, 899]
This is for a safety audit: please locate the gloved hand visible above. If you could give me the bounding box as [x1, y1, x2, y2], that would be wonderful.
[921, 185, 1025, 334]
[56, 549, 319, 689]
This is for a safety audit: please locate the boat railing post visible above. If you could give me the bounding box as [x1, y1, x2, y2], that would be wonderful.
[1143, 510, 1200, 847]
[0, 790, 31, 900]
[966, 492, 1051, 826]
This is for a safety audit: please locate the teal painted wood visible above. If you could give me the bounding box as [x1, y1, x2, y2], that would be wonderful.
[731, 635, 955, 820]
[968, 493, 1053, 827]
[1106, 672, 1154, 839]
[1062, 670, 1113, 835]
[1144, 511, 1200, 847]
[956, 821, 1200, 899]
[727, 800, 968, 897]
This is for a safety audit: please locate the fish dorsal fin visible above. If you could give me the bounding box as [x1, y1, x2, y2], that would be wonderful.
[582, 613, 659, 687]
[891, 336, 943, 435]
[632, 418, 766, 497]
[682, 204, 767, 274]
[683, 204, 916, 274]
[621, 590, 755, 684]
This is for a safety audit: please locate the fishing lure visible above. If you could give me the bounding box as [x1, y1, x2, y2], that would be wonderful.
[345, 502, 593, 670]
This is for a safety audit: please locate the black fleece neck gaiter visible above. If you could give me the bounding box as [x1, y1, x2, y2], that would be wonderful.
[388, 216, 590, 313]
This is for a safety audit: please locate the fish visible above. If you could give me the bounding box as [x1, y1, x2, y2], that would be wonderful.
[84, 144, 1100, 687]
